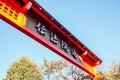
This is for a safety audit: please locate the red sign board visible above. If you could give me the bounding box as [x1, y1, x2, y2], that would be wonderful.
[0, 0, 102, 78]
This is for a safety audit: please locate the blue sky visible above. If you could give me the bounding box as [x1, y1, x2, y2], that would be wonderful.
[0, 0, 120, 79]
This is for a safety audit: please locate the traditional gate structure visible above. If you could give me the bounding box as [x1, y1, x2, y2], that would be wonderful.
[0, 0, 102, 79]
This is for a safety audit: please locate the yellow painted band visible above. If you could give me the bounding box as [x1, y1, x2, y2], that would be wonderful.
[0, 1, 26, 29]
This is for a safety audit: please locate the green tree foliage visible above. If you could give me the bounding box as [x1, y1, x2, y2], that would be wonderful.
[3, 56, 42, 80]
[68, 65, 93, 80]
[98, 61, 120, 80]
[109, 62, 120, 80]
[41, 59, 93, 80]
[3, 56, 120, 80]
[41, 59, 68, 80]
[41, 59, 120, 80]
[98, 70, 110, 80]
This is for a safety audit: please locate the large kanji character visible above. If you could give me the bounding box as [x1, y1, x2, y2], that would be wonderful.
[70, 48, 77, 59]
[50, 33, 58, 45]
[61, 41, 69, 53]
[35, 22, 46, 36]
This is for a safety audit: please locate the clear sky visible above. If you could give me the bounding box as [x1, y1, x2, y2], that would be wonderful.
[0, 0, 120, 79]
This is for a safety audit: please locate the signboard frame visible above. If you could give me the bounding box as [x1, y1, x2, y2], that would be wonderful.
[0, 0, 102, 78]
